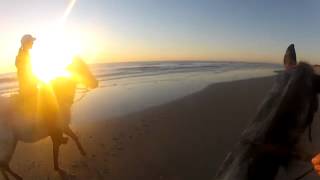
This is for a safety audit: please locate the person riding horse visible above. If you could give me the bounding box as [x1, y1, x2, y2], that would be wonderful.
[0, 55, 98, 179]
[15, 34, 37, 109]
[16, 34, 68, 144]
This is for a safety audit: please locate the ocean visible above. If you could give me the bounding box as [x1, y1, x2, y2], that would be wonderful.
[0, 61, 281, 120]
[0, 61, 281, 96]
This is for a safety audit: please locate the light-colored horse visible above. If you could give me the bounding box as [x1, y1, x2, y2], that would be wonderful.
[0, 58, 98, 179]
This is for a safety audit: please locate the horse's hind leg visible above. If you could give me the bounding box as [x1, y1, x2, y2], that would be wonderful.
[64, 126, 86, 156]
[0, 140, 21, 180]
[1, 169, 9, 180]
[5, 167, 22, 180]
[1, 164, 22, 180]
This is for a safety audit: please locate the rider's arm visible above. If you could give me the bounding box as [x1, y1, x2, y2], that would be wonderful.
[15, 49, 26, 70]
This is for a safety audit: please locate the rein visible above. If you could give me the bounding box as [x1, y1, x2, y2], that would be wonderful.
[74, 88, 89, 103]
[294, 167, 313, 180]
[241, 139, 316, 180]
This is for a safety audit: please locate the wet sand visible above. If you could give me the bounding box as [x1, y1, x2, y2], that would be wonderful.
[8, 76, 301, 180]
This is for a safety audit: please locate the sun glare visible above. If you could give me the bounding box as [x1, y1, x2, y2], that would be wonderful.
[30, 0, 79, 83]
[31, 31, 81, 82]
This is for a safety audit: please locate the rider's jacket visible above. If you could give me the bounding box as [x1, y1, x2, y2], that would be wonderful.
[15, 48, 37, 98]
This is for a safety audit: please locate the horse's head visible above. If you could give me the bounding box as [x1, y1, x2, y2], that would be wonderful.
[67, 57, 99, 89]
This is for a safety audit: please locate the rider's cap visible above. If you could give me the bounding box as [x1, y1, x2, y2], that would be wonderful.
[21, 34, 36, 45]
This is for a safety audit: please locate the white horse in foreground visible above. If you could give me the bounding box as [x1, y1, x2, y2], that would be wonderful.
[0, 58, 98, 179]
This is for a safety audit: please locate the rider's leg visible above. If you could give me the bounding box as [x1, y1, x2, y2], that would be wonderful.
[57, 127, 68, 144]
[50, 128, 68, 145]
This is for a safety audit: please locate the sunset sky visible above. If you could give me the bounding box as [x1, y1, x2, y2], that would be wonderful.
[1, 0, 320, 72]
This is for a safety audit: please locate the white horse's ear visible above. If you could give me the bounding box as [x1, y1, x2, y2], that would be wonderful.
[283, 44, 297, 66]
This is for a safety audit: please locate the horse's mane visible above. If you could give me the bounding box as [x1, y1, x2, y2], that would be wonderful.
[242, 62, 316, 144]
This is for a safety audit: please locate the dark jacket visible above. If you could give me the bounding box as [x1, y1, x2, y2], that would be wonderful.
[15, 48, 37, 98]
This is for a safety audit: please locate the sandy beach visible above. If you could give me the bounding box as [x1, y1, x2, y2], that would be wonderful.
[2, 1, 320, 179]
[6, 76, 291, 180]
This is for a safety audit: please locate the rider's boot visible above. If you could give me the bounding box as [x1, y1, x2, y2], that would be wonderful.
[52, 131, 69, 145]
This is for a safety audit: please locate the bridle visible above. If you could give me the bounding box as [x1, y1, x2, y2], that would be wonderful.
[73, 87, 89, 103]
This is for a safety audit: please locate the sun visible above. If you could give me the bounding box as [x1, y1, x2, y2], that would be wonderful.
[29, 0, 79, 83]
[30, 30, 80, 83]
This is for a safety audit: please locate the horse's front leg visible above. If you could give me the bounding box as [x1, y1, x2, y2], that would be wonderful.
[64, 126, 86, 156]
[51, 137, 62, 171]
[4, 165, 22, 180]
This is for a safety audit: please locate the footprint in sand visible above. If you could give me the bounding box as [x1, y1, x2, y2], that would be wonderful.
[26, 161, 36, 171]
[119, 132, 125, 137]
[112, 137, 120, 141]
[135, 126, 145, 134]
[71, 163, 80, 169]
[116, 146, 124, 151]
[142, 123, 149, 127]
[103, 169, 109, 174]
[56, 170, 77, 180]
[72, 159, 89, 169]
[100, 143, 105, 148]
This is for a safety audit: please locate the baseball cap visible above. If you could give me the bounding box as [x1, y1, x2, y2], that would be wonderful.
[21, 34, 36, 44]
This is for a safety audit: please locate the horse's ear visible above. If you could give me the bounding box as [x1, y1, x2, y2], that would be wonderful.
[67, 56, 85, 71]
[283, 44, 297, 67]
